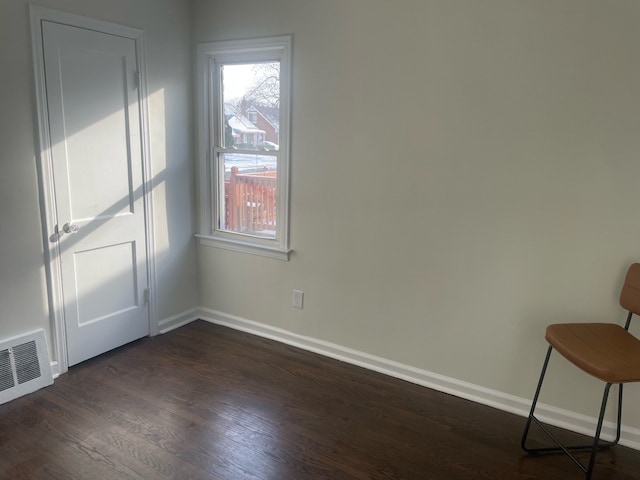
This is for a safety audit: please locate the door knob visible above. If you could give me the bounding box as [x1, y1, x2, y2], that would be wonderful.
[49, 222, 79, 242]
[62, 222, 79, 234]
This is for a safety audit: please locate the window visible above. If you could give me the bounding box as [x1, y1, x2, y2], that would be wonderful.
[196, 36, 291, 260]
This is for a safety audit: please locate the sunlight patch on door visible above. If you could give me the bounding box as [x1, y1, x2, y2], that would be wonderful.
[73, 241, 139, 326]
[61, 48, 135, 221]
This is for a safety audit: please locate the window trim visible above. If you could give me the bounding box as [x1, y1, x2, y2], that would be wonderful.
[196, 35, 292, 260]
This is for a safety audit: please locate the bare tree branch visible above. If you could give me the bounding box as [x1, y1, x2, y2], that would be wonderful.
[233, 62, 280, 117]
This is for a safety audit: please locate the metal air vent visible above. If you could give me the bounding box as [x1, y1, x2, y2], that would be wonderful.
[0, 330, 53, 405]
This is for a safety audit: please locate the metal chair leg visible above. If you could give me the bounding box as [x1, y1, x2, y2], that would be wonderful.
[521, 346, 553, 453]
[522, 347, 623, 479]
[585, 384, 612, 479]
[612, 383, 623, 446]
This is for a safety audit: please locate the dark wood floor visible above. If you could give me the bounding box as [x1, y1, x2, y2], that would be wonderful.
[1, 321, 639, 479]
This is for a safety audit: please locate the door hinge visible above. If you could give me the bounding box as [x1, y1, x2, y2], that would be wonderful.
[134, 71, 140, 89]
[144, 288, 150, 304]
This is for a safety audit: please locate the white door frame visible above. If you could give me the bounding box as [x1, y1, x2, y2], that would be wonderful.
[30, 6, 158, 376]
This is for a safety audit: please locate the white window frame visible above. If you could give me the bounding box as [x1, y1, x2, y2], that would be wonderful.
[196, 36, 292, 260]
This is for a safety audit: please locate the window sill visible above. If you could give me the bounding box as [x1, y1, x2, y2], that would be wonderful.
[196, 234, 291, 261]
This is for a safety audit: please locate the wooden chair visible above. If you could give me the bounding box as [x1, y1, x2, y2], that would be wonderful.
[521, 263, 640, 479]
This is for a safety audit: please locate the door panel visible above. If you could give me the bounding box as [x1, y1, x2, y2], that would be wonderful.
[62, 48, 134, 221]
[74, 242, 139, 325]
[41, 21, 149, 366]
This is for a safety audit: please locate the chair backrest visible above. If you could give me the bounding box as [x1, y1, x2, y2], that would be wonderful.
[620, 263, 640, 316]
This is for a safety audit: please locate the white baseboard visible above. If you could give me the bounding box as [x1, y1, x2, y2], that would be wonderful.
[195, 307, 640, 451]
[157, 308, 202, 334]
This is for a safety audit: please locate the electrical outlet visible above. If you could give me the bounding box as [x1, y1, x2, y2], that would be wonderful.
[292, 289, 304, 309]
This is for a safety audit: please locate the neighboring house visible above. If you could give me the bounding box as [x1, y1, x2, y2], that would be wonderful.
[224, 103, 266, 149]
[247, 105, 279, 145]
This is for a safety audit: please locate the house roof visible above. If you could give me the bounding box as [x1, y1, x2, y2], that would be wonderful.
[249, 105, 279, 130]
[228, 115, 264, 134]
[224, 103, 264, 134]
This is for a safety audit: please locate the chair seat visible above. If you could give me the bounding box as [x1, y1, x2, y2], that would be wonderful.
[546, 323, 640, 383]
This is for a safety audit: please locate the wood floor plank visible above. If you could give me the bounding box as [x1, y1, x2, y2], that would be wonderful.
[1, 320, 639, 479]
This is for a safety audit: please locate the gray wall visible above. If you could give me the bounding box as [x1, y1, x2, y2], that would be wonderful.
[0, 0, 197, 357]
[194, 0, 640, 430]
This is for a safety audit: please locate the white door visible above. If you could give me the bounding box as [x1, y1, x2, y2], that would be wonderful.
[41, 20, 150, 366]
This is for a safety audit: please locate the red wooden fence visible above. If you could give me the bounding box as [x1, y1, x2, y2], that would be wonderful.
[225, 166, 277, 235]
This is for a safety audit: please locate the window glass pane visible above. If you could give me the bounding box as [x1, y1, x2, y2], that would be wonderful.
[219, 152, 278, 239]
[221, 62, 280, 151]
